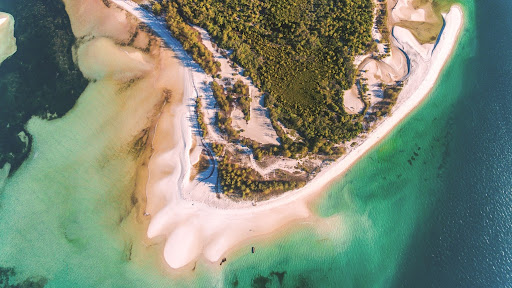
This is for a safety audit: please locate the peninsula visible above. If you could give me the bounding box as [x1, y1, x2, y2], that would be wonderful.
[112, 0, 464, 269]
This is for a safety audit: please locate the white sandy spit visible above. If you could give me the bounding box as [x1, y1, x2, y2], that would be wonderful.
[0, 12, 17, 65]
[112, 0, 464, 269]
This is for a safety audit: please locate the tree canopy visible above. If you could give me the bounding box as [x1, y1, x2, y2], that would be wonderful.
[168, 0, 374, 149]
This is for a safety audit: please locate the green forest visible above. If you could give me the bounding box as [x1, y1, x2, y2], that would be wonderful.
[152, 0, 376, 197]
[219, 156, 305, 198]
[159, 1, 221, 75]
[159, 0, 374, 150]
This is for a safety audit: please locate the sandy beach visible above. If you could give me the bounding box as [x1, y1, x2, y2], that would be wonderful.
[112, 0, 464, 269]
[0, 12, 17, 64]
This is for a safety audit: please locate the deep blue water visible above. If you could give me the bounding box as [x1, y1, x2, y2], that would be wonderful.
[397, 1, 512, 286]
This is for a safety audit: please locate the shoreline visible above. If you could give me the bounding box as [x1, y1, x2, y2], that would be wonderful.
[182, 4, 465, 213]
[111, 0, 464, 269]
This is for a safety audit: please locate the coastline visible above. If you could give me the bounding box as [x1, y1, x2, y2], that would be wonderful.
[182, 4, 465, 212]
[111, 0, 464, 269]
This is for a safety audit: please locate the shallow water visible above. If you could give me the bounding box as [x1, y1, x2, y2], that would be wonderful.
[225, 1, 511, 286]
[0, 0, 184, 286]
[1, 0, 510, 287]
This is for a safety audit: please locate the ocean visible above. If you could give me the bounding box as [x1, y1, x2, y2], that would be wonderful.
[1, 0, 510, 287]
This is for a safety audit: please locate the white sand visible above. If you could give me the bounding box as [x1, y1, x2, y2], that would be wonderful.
[343, 86, 365, 114]
[230, 93, 280, 145]
[393, 0, 427, 22]
[359, 58, 406, 104]
[77, 37, 154, 81]
[64, 0, 136, 41]
[191, 25, 279, 145]
[112, 0, 464, 269]
[0, 12, 16, 65]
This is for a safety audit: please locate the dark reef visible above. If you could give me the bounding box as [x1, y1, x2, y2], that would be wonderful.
[0, 266, 47, 288]
[0, 0, 88, 174]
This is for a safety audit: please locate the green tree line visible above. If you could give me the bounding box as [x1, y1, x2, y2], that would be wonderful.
[155, 1, 221, 75]
[195, 97, 208, 137]
[165, 0, 374, 150]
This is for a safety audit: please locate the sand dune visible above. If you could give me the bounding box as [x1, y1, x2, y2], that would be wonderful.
[77, 37, 154, 81]
[190, 26, 280, 145]
[343, 85, 365, 114]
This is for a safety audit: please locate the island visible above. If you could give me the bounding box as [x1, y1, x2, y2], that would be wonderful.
[110, 0, 463, 269]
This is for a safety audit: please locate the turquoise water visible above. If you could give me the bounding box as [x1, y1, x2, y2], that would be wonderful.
[397, 1, 512, 285]
[220, 2, 477, 286]
[3, 0, 509, 287]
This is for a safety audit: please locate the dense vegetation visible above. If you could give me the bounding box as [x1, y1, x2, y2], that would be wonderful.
[375, 83, 403, 117]
[165, 0, 374, 150]
[230, 80, 251, 122]
[376, 0, 390, 43]
[358, 78, 371, 116]
[0, 0, 88, 174]
[239, 96, 251, 122]
[151, 0, 378, 196]
[375, 0, 391, 59]
[161, 2, 221, 75]
[195, 98, 208, 136]
[218, 156, 305, 198]
[211, 82, 240, 140]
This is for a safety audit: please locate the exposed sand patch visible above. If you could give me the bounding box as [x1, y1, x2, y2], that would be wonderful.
[392, 0, 445, 44]
[395, 26, 435, 60]
[355, 46, 408, 106]
[0, 12, 17, 65]
[347, 0, 412, 112]
[393, 0, 427, 22]
[63, 0, 137, 41]
[343, 86, 365, 114]
[77, 37, 154, 81]
[231, 94, 281, 145]
[60, 0, 187, 274]
[359, 56, 408, 104]
[192, 25, 279, 145]
[383, 45, 409, 75]
[132, 28, 151, 50]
